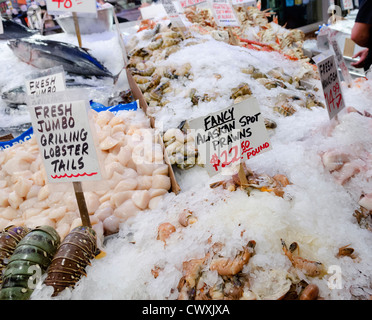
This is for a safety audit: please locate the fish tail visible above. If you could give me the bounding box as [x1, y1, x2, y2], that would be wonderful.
[113, 68, 125, 85]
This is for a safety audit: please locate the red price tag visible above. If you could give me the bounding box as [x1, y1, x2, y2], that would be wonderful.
[325, 83, 342, 112]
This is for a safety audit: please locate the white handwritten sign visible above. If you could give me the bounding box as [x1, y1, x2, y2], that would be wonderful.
[341, 0, 353, 10]
[26, 72, 66, 96]
[45, 0, 97, 14]
[161, 0, 187, 30]
[162, 0, 178, 15]
[188, 97, 271, 176]
[315, 54, 345, 120]
[29, 100, 101, 183]
[179, 0, 207, 8]
[140, 4, 167, 19]
[329, 37, 353, 85]
[211, 0, 240, 27]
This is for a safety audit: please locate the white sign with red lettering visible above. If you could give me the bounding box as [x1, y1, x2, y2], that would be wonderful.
[315, 53, 345, 120]
[188, 97, 271, 176]
[46, 0, 97, 14]
[341, 0, 353, 10]
[179, 0, 207, 8]
[211, 0, 240, 27]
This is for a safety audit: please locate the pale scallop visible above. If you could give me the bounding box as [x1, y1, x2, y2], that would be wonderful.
[136, 175, 153, 190]
[117, 145, 132, 167]
[56, 223, 71, 240]
[0, 189, 10, 207]
[148, 195, 163, 210]
[103, 215, 120, 235]
[114, 199, 140, 221]
[111, 191, 134, 207]
[114, 178, 138, 193]
[94, 206, 113, 222]
[70, 217, 83, 231]
[84, 192, 101, 214]
[100, 136, 120, 151]
[149, 188, 168, 198]
[1, 207, 20, 220]
[152, 164, 168, 176]
[132, 190, 150, 209]
[23, 207, 43, 220]
[8, 191, 22, 209]
[152, 175, 171, 190]
[96, 110, 115, 127]
[26, 185, 41, 199]
[48, 206, 68, 221]
[38, 185, 50, 201]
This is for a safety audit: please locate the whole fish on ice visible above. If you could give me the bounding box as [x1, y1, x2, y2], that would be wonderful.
[0, 18, 38, 40]
[7, 38, 114, 78]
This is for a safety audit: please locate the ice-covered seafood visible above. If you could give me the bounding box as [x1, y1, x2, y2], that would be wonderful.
[0, 109, 171, 240]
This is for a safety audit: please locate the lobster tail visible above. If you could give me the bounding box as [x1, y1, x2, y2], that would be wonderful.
[44, 226, 98, 297]
[0, 226, 30, 287]
[0, 225, 60, 300]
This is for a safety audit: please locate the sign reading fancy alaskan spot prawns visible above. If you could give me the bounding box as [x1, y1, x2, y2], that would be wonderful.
[211, 0, 240, 27]
[188, 97, 271, 176]
[29, 99, 101, 183]
[46, 0, 97, 13]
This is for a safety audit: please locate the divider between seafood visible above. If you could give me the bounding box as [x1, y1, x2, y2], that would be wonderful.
[0, 1, 371, 301]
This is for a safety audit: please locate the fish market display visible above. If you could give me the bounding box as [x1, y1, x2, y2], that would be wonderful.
[44, 226, 99, 296]
[125, 21, 320, 131]
[7, 38, 114, 78]
[0, 5, 371, 301]
[0, 225, 60, 300]
[0, 18, 38, 40]
[0, 108, 171, 240]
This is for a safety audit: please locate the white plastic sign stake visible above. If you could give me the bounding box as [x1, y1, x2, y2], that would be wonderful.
[26, 72, 66, 96]
[0, 18, 3, 35]
[211, 0, 240, 27]
[315, 53, 345, 120]
[188, 97, 271, 176]
[45, 0, 97, 14]
[29, 99, 102, 183]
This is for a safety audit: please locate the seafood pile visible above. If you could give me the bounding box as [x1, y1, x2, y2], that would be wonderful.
[0, 5, 371, 301]
[0, 108, 171, 240]
[184, 6, 308, 61]
[125, 17, 323, 170]
[163, 125, 199, 170]
[0, 224, 99, 300]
